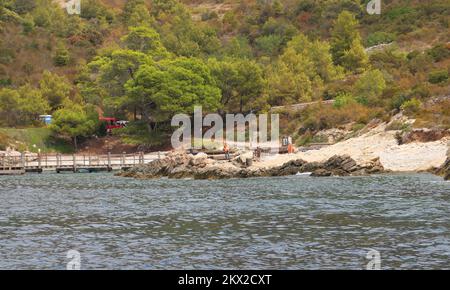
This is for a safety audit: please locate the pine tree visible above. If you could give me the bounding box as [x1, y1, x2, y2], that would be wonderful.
[331, 11, 368, 73]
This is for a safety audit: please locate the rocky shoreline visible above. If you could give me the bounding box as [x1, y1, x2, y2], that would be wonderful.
[117, 151, 387, 180]
[434, 157, 450, 180]
[116, 119, 450, 180]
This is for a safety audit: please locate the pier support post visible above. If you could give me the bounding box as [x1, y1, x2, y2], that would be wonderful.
[56, 154, 60, 173]
[73, 154, 77, 173]
[122, 152, 126, 167]
[107, 152, 111, 170]
[20, 153, 25, 168]
[38, 153, 41, 171]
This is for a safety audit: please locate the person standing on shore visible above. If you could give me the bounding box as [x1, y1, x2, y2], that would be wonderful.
[254, 146, 262, 161]
[287, 136, 295, 154]
[224, 143, 230, 160]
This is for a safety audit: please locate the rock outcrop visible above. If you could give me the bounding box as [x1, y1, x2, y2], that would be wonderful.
[399, 129, 450, 144]
[117, 151, 386, 180]
[435, 158, 450, 180]
[310, 155, 385, 177]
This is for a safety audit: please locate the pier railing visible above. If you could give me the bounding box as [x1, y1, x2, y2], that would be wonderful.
[0, 152, 166, 174]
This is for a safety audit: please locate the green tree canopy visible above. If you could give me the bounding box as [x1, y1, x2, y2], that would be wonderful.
[157, 6, 221, 57]
[121, 26, 168, 59]
[221, 36, 253, 59]
[53, 41, 70, 66]
[354, 69, 387, 106]
[331, 11, 368, 72]
[17, 84, 50, 123]
[267, 34, 343, 105]
[208, 58, 265, 113]
[0, 85, 50, 126]
[287, 34, 343, 82]
[0, 88, 19, 126]
[88, 49, 153, 99]
[39, 71, 71, 111]
[51, 101, 97, 150]
[122, 0, 154, 26]
[125, 57, 221, 131]
[151, 0, 178, 16]
[13, 0, 35, 14]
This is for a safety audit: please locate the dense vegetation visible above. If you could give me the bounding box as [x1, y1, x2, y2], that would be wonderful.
[0, 0, 449, 150]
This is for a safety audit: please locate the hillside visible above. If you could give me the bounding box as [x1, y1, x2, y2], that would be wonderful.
[0, 0, 449, 152]
[2, 0, 447, 85]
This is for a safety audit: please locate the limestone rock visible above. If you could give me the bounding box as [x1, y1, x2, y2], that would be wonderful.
[436, 158, 450, 180]
[266, 159, 308, 176]
[311, 169, 332, 177]
[117, 152, 386, 180]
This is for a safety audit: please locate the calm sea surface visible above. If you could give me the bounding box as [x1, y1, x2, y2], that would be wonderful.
[0, 173, 449, 269]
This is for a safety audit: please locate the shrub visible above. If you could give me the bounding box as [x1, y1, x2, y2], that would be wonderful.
[389, 94, 409, 110]
[0, 47, 15, 64]
[406, 50, 420, 60]
[366, 32, 396, 47]
[370, 48, 406, 70]
[333, 93, 356, 108]
[352, 123, 365, 132]
[401, 98, 422, 115]
[21, 14, 35, 34]
[428, 70, 449, 84]
[53, 42, 70, 66]
[411, 84, 431, 98]
[386, 120, 410, 131]
[0, 79, 11, 86]
[407, 51, 433, 74]
[427, 44, 450, 62]
[354, 69, 386, 106]
[414, 100, 450, 129]
[385, 7, 416, 21]
[299, 102, 374, 133]
[13, 0, 36, 14]
[255, 34, 284, 56]
[201, 11, 218, 21]
[22, 62, 34, 75]
[0, 131, 11, 150]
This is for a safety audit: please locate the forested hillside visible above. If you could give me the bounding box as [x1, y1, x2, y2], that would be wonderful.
[0, 0, 449, 150]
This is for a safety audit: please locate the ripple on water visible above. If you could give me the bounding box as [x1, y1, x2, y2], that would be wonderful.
[0, 172, 449, 269]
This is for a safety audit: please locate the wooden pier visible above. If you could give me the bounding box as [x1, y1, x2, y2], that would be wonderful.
[0, 152, 165, 175]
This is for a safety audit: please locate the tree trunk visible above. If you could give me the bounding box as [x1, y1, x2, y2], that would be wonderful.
[141, 110, 153, 134]
[240, 96, 243, 113]
[73, 136, 78, 151]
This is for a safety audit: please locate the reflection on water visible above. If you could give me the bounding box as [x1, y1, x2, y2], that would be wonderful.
[0, 173, 449, 269]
